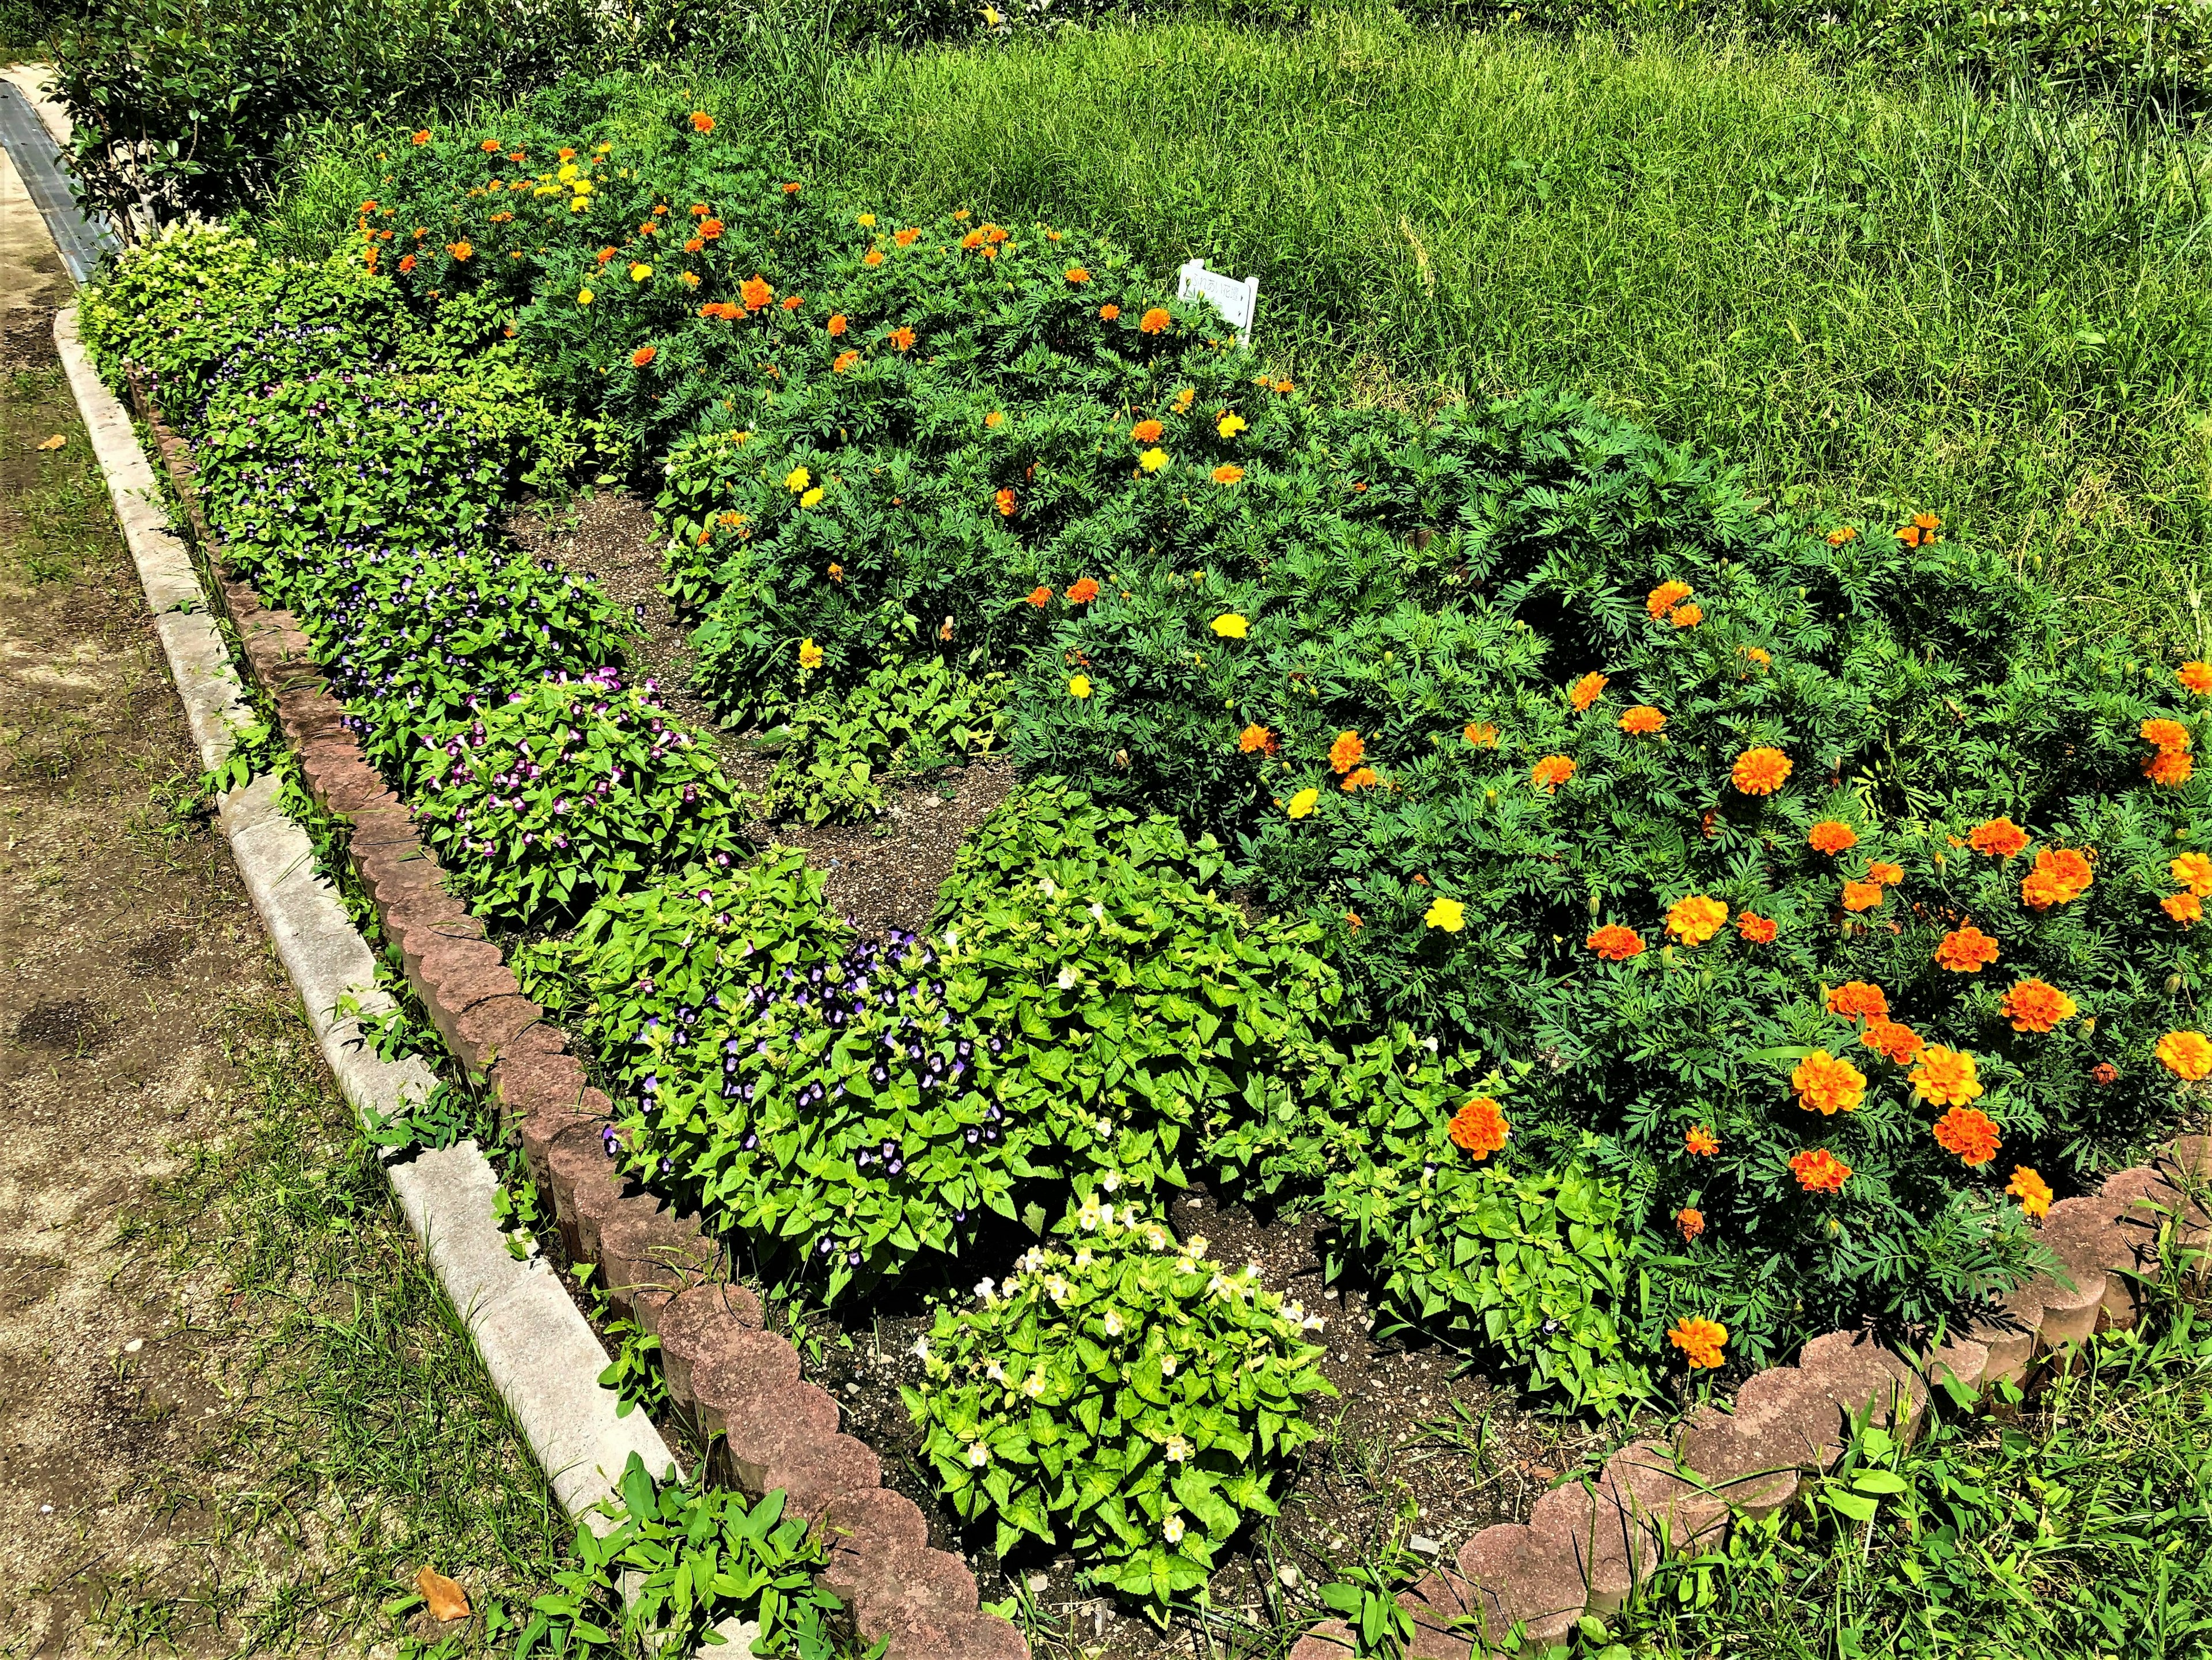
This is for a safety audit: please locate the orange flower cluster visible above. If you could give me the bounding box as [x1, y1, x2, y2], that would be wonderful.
[832, 350, 860, 372]
[2021, 846, 2092, 910]
[1866, 861, 1903, 886]
[1067, 577, 1100, 604]
[1619, 705, 1666, 735]
[1968, 818, 2029, 859]
[1732, 746, 1791, 796]
[1676, 1208, 1705, 1243]
[994, 488, 1017, 517]
[1330, 732, 1365, 774]
[1808, 820, 1858, 855]
[2142, 716, 2195, 786]
[1792, 1050, 1866, 1115]
[1131, 418, 1163, 443]
[629, 345, 656, 368]
[1666, 894, 1729, 946]
[2157, 1030, 2212, 1080]
[1737, 910, 1777, 943]
[2165, 893, 2203, 925]
[1842, 882, 1883, 913]
[1587, 924, 1645, 961]
[1212, 464, 1245, 485]
[1669, 1316, 1726, 1367]
[1448, 1096, 1510, 1159]
[1895, 512, 1941, 547]
[1238, 724, 1278, 755]
[1999, 978, 2078, 1033]
[2006, 1166, 2052, 1220]
[1026, 586, 1052, 608]
[1935, 925, 2000, 973]
[2182, 661, 2212, 694]
[1911, 1046, 1983, 1107]
[2169, 853, 2212, 923]
[690, 110, 715, 132]
[1671, 603, 1703, 628]
[1532, 754, 1575, 793]
[1463, 721, 1499, 748]
[1340, 766, 1380, 792]
[1862, 1019, 1923, 1066]
[1646, 579, 1692, 619]
[1139, 307, 1171, 334]
[1790, 1148, 1851, 1192]
[1827, 981, 1888, 1020]
[1569, 671, 1608, 712]
[1931, 1105, 2001, 1166]
[888, 326, 916, 351]
[1685, 1125, 1719, 1156]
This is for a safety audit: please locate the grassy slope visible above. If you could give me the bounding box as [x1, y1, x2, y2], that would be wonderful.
[791, 17, 2212, 648]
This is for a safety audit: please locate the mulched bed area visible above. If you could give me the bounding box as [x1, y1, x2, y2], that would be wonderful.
[512, 484, 1662, 1656]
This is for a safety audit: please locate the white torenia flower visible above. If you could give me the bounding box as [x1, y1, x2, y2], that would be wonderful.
[911, 1334, 930, 1360]
[1161, 1512, 1185, 1545]
[1160, 1352, 1177, 1378]
[1040, 875, 1058, 899]
[1102, 1309, 1124, 1337]
[1044, 1274, 1071, 1304]
[1077, 1197, 1103, 1232]
[974, 1277, 995, 1302]
[1145, 1226, 1171, 1251]
[986, 1359, 1005, 1382]
[1164, 1435, 1191, 1462]
[1089, 901, 1105, 922]
[1056, 966, 1077, 990]
[1021, 1371, 1046, 1399]
[967, 1442, 990, 1468]
[1073, 1248, 1094, 1271]
[1100, 1170, 1122, 1192]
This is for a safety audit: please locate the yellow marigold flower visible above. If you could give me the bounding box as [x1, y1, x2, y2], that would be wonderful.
[2006, 1166, 2052, 1220]
[785, 466, 810, 492]
[1217, 413, 1247, 438]
[797, 638, 823, 670]
[2156, 1030, 2212, 1080]
[1211, 614, 1248, 638]
[1138, 447, 1168, 474]
[576, 286, 594, 304]
[1068, 674, 1092, 700]
[628, 261, 651, 281]
[1286, 787, 1319, 819]
[1424, 897, 1467, 932]
[800, 486, 824, 508]
[1665, 894, 1728, 946]
[2172, 852, 2212, 897]
[1911, 1045, 1984, 1107]
[1463, 721, 1499, 747]
[1668, 1317, 1727, 1370]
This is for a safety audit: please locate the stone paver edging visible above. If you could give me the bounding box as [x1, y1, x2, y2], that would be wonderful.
[57, 299, 2211, 1660]
[69, 319, 1028, 1660]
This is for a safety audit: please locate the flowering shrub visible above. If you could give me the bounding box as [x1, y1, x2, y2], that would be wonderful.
[411, 672, 743, 926]
[903, 1203, 1334, 1619]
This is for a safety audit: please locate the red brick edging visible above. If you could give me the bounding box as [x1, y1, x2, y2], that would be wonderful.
[127, 381, 1028, 1660]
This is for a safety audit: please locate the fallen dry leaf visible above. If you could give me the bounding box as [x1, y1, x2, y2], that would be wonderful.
[416, 1566, 471, 1623]
[37, 434, 66, 451]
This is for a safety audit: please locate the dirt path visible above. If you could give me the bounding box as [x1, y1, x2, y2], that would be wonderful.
[0, 159, 562, 1660]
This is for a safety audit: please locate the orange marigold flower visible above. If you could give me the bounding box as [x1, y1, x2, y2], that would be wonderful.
[1895, 512, 1942, 547]
[1569, 671, 1608, 712]
[396, 253, 416, 274]
[1912, 1046, 1984, 1108]
[629, 345, 656, 368]
[1676, 1208, 1705, 1243]
[1620, 705, 1666, 735]
[827, 313, 847, 335]
[480, 138, 501, 152]
[892, 226, 920, 245]
[1740, 644, 1773, 667]
[1646, 579, 1693, 619]
[2165, 892, 2205, 924]
[888, 326, 916, 351]
[1737, 910, 1777, 943]
[2147, 749, 2194, 786]
[740, 274, 774, 309]
[1826, 525, 1858, 545]
[700, 217, 724, 240]
[1099, 303, 1120, 320]
[2021, 847, 2092, 910]
[690, 111, 715, 132]
[1842, 881, 1884, 913]
[1448, 1096, 1510, 1159]
[1131, 419, 1164, 443]
[1827, 981, 1889, 1020]
[1931, 1105, 2001, 1166]
[1685, 1125, 1719, 1156]
[1666, 894, 1729, 946]
[1790, 1148, 1851, 1192]
[832, 350, 861, 372]
[1668, 1316, 1726, 1368]
[2173, 852, 2212, 895]
[1936, 925, 2000, 972]
[994, 487, 1017, 517]
[1793, 1050, 1867, 1116]
[1026, 586, 1052, 608]
[1809, 820, 1858, 855]
[1238, 724, 1276, 755]
[1587, 924, 1645, 961]
[1532, 754, 1575, 793]
[2181, 661, 2212, 695]
[2006, 1166, 2052, 1220]
[2091, 1061, 2119, 1086]
[1670, 603, 1704, 628]
[828, 563, 843, 583]
[446, 240, 473, 261]
[1968, 818, 2030, 859]
[412, 129, 431, 145]
[1067, 577, 1100, 604]
[782, 181, 802, 194]
[1340, 765, 1380, 792]
[1329, 732, 1365, 774]
[1732, 746, 1792, 796]
[1463, 721, 1499, 747]
[1212, 464, 1245, 485]
[2156, 1030, 2212, 1080]
[1862, 1019, 1924, 1066]
[1063, 266, 1090, 283]
[1866, 861, 1904, 886]
[2141, 717, 2192, 753]
[1999, 978, 2078, 1033]
[1139, 306, 1171, 334]
[684, 236, 704, 253]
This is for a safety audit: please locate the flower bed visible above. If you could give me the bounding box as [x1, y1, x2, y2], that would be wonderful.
[82, 66, 2212, 1633]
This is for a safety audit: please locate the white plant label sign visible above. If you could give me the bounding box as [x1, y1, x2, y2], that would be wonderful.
[1176, 258, 1259, 345]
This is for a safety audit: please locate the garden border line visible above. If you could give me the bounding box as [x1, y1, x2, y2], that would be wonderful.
[96, 335, 1029, 1660]
[54, 304, 681, 1534]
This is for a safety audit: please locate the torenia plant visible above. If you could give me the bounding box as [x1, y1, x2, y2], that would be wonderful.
[903, 1200, 1335, 1621]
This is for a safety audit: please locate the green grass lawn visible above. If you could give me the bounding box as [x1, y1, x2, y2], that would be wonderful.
[774, 14, 2212, 651]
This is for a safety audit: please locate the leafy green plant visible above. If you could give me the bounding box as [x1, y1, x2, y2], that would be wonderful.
[904, 1202, 1335, 1621]
[363, 1080, 475, 1152]
[760, 658, 1006, 826]
[517, 1452, 849, 1658]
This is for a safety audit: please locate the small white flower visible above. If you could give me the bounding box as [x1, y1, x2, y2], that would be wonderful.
[1245, 1261, 1263, 1281]
[1040, 875, 1059, 899]
[967, 1442, 990, 1468]
[1096, 1118, 1113, 1141]
[1018, 1246, 1047, 1273]
[1102, 1309, 1124, 1336]
[1089, 901, 1105, 922]
[1096, 1201, 1115, 1228]
[1160, 1352, 1177, 1378]
[986, 1359, 1005, 1382]
[1100, 1170, 1122, 1192]
[1022, 1371, 1047, 1398]
[1001, 1274, 1022, 1298]
[1206, 1273, 1232, 1299]
[1044, 1273, 1071, 1303]
[944, 927, 960, 949]
[1164, 1435, 1191, 1462]
[1056, 966, 1077, 990]
[1161, 1511, 1185, 1545]
[1283, 1302, 1305, 1325]
[1186, 1235, 1209, 1259]
[1073, 1248, 1094, 1270]
[1302, 1313, 1328, 1332]
[1145, 1226, 1171, 1251]
[1078, 1198, 1103, 1232]
[1424, 1035, 1440, 1053]
[1176, 1256, 1198, 1274]
[911, 1335, 930, 1360]
[974, 1277, 996, 1302]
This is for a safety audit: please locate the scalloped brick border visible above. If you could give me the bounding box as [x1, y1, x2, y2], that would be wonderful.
[118, 375, 2212, 1660]
[1290, 1141, 2209, 1658]
[123, 380, 1027, 1660]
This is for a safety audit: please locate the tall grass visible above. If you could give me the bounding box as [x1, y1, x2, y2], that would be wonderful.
[793, 14, 2212, 642]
